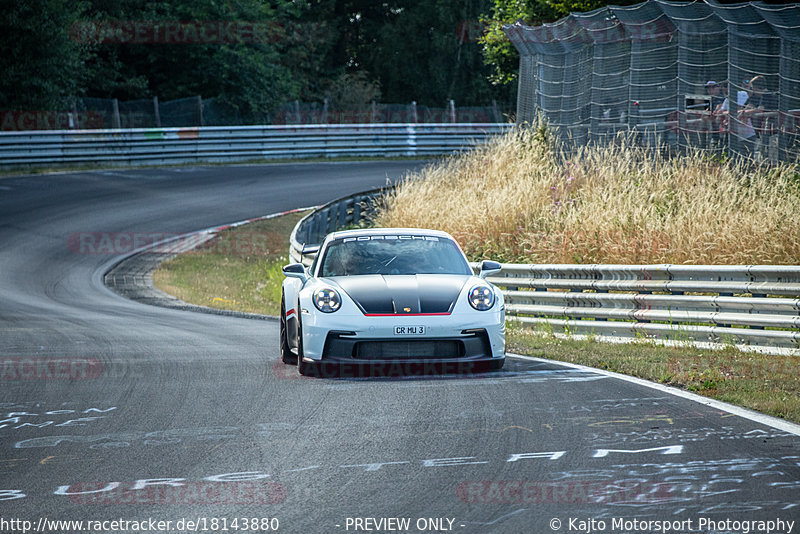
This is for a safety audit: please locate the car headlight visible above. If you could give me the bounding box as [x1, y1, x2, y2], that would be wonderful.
[468, 284, 495, 311]
[313, 287, 341, 313]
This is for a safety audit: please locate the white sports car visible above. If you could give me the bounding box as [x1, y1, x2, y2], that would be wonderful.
[280, 228, 505, 376]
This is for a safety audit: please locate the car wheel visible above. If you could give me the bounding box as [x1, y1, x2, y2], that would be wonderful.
[280, 294, 296, 365]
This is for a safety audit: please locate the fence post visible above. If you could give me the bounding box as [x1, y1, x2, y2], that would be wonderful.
[449, 99, 456, 123]
[153, 96, 161, 128]
[196, 96, 204, 126]
[322, 98, 329, 124]
[411, 101, 418, 124]
[111, 98, 121, 129]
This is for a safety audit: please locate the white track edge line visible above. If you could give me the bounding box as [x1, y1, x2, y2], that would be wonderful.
[507, 352, 800, 437]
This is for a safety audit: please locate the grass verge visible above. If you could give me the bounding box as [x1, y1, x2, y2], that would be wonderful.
[152, 209, 800, 425]
[153, 210, 309, 316]
[508, 324, 800, 424]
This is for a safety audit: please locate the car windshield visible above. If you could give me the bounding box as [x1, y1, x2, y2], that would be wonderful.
[318, 235, 472, 277]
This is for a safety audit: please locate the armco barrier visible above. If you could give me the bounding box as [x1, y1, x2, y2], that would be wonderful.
[289, 187, 389, 266]
[288, 192, 800, 353]
[0, 123, 509, 168]
[489, 264, 800, 351]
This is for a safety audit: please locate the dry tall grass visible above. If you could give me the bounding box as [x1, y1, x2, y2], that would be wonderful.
[375, 127, 800, 264]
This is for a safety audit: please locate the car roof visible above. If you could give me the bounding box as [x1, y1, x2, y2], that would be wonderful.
[325, 227, 457, 241]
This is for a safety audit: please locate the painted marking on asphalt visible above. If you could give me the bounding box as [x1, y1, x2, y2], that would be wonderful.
[588, 415, 674, 427]
[324, 368, 608, 390]
[287, 465, 320, 472]
[507, 353, 800, 437]
[502, 426, 533, 433]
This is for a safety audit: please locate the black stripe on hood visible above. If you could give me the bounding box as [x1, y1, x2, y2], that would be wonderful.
[331, 274, 468, 314]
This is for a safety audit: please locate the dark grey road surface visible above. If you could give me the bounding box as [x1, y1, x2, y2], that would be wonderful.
[0, 163, 798, 534]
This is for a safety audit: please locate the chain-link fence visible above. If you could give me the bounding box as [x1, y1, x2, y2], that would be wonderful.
[505, 0, 800, 163]
[1, 97, 511, 131]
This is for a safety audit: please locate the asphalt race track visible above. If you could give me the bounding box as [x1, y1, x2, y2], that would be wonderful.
[1, 162, 798, 534]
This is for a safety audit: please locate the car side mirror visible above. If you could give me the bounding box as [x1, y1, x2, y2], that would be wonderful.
[283, 263, 309, 283]
[479, 260, 501, 279]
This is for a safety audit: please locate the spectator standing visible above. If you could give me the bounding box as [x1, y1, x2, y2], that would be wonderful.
[705, 81, 724, 111]
[743, 76, 779, 161]
[718, 80, 756, 156]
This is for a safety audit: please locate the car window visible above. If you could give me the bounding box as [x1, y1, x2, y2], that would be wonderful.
[319, 236, 471, 277]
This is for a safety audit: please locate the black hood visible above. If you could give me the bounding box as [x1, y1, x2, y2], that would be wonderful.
[330, 274, 469, 315]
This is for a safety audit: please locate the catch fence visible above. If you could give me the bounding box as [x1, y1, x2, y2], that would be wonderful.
[505, 0, 800, 163]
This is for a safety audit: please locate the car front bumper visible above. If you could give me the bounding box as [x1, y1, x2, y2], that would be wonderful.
[299, 308, 505, 368]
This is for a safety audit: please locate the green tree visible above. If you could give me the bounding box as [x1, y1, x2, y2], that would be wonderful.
[369, 0, 511, 106]
[480, 0, 638, 86]
[296, 0, 513, 107]
[80, 0, 295, 117]
[0, 0, 91, 109]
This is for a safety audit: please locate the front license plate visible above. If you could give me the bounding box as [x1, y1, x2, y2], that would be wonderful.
[394, 325, 425, 335]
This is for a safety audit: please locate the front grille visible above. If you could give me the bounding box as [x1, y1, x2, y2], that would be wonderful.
[354, 340, 463, 360]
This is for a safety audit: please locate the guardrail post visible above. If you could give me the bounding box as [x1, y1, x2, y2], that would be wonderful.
[406, 124, 417, 157]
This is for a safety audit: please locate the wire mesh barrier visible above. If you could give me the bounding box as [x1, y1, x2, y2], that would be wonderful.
[270, 102, 508, 125]
[505, 0, 800, 163]
[1, 97, 511, 131]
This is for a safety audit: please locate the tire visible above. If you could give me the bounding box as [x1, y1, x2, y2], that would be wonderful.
[296, 312, 314, 376]
[280, 294, 297, 365]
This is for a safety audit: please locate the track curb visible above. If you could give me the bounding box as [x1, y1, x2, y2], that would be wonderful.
[102, 207, 318, 322]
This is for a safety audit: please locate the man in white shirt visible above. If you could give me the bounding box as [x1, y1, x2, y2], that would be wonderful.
[717, 81, 756, 155]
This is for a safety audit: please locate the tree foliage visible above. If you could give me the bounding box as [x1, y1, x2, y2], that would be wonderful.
[0, 0, 515, 114]
[0, 0, 91, 109]
[81, 0, 295, 116]
[480, 0, 639, 86]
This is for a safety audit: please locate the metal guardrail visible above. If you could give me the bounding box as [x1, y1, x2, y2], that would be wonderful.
[0, 123, 510, 168]
[288, 192, 800, 353]
[289, 187, 390, 266]
[487, 264, 800, 351]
